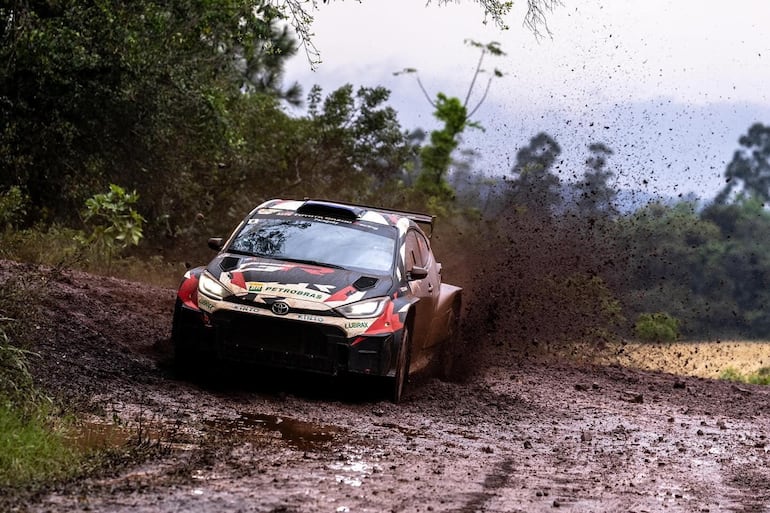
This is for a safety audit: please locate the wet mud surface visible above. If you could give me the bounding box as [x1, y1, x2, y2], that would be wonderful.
[8, 262, 770, 512]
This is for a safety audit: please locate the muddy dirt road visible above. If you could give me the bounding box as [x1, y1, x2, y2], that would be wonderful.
[9, 262, 770, 512]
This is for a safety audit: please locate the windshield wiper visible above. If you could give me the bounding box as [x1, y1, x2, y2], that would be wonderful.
[224, 249, 346, 270]
[224, 248, 256, 257]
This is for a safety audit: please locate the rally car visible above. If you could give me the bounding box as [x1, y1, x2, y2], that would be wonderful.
[171, 198, 462, 402]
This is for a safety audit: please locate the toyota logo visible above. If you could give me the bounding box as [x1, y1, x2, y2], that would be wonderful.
[271, 301, 290, 316]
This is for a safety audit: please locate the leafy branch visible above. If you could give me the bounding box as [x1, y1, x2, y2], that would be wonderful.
[80, 184, 146, 266]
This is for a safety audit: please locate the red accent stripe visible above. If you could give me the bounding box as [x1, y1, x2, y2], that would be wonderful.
[230, 272, 247, 289]
[178, 275, 200, 309]
[363, 300, 403, 336]
[326, 285, 356, 302]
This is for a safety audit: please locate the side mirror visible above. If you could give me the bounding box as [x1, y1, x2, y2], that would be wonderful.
[208, 237, 224, 251]
[408, 266, 429, 281]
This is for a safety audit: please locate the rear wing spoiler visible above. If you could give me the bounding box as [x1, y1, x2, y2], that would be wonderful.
[373, 207, 436, 238]
[301, 199, 436, 238]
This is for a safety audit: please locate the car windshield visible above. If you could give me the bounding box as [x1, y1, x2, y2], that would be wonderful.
[229, 216, 397, 273]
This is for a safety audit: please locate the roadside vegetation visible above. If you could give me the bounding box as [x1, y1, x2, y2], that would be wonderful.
[720, 367, 770, 386]
[0, 275, 80, 491]
[4, 2, 770, 343]
[3, 2, 770, 343]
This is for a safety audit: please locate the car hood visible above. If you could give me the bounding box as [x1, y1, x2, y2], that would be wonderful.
[206, 254, 395, 306]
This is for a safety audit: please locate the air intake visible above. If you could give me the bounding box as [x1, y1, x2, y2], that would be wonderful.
[353, 276, 379, 290]
[219, 256, 240, 271]
[296, 201, 363, 222]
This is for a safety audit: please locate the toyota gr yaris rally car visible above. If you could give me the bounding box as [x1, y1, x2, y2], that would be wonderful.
[171, 198, 462, 402]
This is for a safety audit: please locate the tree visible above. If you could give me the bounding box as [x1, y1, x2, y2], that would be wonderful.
[433, 0, 560, 34]
[396, 40, 505, 207]
[700, 196, 770, 336]
[276, 0, 561, 66]
[0, 1, 301, 231]
[574, 142, 618, 218]
[505, 132, 562, 216]
[715, 123, 770, 204]
[196, 83, 414, 233]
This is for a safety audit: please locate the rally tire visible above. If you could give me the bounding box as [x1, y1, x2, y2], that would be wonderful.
[171, 299, 202, 378]
[390, 325, 413, 403]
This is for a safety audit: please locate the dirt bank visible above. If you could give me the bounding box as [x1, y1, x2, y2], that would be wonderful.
[5, 262, 770, 512]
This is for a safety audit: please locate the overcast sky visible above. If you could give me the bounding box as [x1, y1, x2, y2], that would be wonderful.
[284, 0, 770, 200]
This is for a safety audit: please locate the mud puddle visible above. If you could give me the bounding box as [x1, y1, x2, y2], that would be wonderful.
[205, 412, 343, 451]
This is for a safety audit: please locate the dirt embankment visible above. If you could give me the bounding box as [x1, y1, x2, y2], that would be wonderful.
[5, 261, 770, 512]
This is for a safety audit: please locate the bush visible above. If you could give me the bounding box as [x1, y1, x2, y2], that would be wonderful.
[80, 184, 146, 266]
[720, 366, 770, 386]
[0, 186, 28, 229]
[634, 312, 680, 342]
[0, 224, 84, 267]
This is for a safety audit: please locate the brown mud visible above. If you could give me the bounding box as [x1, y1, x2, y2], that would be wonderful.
[5, 261, 770, 512]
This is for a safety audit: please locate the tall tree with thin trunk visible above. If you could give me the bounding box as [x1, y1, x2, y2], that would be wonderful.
[396, 40, 505, 207]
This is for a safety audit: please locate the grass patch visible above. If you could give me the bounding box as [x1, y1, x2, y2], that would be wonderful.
[0, 323, 83, 490]
[720, 366, 770, 386]
[0, 403, 80, 489]
[0, 273, 84, 494]
[1, 225, 184, 287]
[0, 339, 84, 491]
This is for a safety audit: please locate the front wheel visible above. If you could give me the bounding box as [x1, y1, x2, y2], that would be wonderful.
[171, 299, 202, 378]
[390, 326, 412, 403]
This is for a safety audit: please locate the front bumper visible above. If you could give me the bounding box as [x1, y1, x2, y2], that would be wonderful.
[174, 304, 396, 376]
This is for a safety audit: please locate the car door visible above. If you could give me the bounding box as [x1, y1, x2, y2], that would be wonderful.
[405, 229, 437, 355]
[415, 229, 443, 349]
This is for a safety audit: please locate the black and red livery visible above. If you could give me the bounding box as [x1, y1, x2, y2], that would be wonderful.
[171, 199, 462, 402]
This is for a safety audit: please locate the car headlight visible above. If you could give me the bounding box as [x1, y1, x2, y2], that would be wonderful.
[335, 297, 389, 319]
[199, 272, 230, 300]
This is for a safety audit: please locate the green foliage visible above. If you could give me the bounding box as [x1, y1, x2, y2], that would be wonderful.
[0, 273, 78, 489]
[80, 185, 145, 264]
[0, 403, 79, 489]
[720, 367, 770, 386]
[202, 84, 414, 235]
[1, 0, 300, 231]
[0, 187, 29, 229]
[0, 338, 41, 411]
[0, 224, 85, 268]
[0, 328, 79, 490]
[715, 123, 770, 204]
[634, 313, 680, 342]
[398, 40, 503, 211]
[416, 93, 476, 202]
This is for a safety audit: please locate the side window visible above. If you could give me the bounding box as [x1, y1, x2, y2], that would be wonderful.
[415, 232, 431, 267]
[406, 230, 430, 268]
[405, 231, 420, 270]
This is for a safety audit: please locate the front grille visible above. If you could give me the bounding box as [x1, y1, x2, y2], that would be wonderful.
[213, 311, 346, 374]
[223, 296, 344, 318]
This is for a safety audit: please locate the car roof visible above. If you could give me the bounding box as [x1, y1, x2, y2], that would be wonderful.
[252, 199, 436, 237]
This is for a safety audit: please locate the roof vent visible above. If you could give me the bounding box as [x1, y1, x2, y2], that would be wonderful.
[296, 201, 363, 222]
